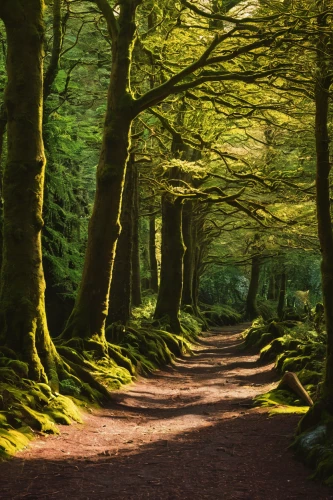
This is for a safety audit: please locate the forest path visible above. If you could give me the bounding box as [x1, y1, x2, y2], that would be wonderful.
[0, 325, 331, 499]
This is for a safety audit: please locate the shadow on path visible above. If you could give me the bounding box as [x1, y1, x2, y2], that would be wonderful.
[0, 324, 330, 500]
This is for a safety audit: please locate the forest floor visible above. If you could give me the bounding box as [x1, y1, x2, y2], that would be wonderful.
[0, 324, 331, 500]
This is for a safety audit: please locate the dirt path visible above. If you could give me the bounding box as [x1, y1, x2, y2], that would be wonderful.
[0, 325, 331, 499]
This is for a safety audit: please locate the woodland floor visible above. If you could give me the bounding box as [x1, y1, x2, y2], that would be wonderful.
[0, 325, 332, 500]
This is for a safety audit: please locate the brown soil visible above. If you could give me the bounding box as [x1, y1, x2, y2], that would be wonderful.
[0, 325, 331, 499]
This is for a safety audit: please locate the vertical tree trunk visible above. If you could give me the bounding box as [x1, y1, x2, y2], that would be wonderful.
[107, 158, 134, 325]
[149, 211, 159, 293]
[267, 273, 276, 300]
[62, 1, 139, 341]
[314, 2, 333, 400]
[131, 162, 142, 307]
[245, 256, 260, 320]
[277, 271, 287, 320]
[0, 0, 60, 389]
[0, 105, 7, 273]
[154, 195, 185, 333]
[182, 201, 195, 308]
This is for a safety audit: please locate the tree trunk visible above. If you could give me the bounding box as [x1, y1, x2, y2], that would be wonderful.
[107, 157, 134, 325]
[245, 256, 260, 320]
[314, 4, 333, 401]
[154, 195, 185, 333]
[0, 0, 60, 390]
[131, 162, 142, 307]
[149, 212, 159, 293]
[267, 273, 276, 300]
[182, 201, 195, 308]
[62, 1, 139, 341]
[277, 271, 287, 320]
[0, 105, 7, 273]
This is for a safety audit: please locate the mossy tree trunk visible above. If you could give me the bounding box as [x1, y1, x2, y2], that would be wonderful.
[131, 162, 142, 307]
[154, 194, 185, 333]
[107, 157, 134, 325]
[0, 0, 61, 390]
[314, 3, 333, 402]
[245, 256, 260, 320]
[182, 201, 195, 308]
[149, 211, 159, 293]
[62, 1, 140, 341]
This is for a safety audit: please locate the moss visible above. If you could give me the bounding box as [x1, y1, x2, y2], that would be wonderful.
[242, 325, 268, 348]
[260, 337, 304, 364]
[297, 368, 322, 386]
[14, 404, 59, 433]
[281, 355, 313, 374]
[268, 406, 309, 415]
[0, 368, 21, 384]
[46, 410, 72, 425]
[7, 360, 29, 377]
[47, 394, 82, 423]
[107, 345, 135, 374]
[0, 426, 33, 461]
[255, 332, 275, 349]
[254, 388, 303, 408]
[59, 378, 82, 397]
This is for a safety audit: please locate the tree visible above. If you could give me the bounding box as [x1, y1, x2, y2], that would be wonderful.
[62, 0, 290, 341]
[0, 0, 61, 389]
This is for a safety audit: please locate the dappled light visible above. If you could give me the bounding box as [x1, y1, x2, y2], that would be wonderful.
[0, 326, 330, 499]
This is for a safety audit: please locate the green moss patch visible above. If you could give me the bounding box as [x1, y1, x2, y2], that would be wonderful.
[0, 426, 33, 460]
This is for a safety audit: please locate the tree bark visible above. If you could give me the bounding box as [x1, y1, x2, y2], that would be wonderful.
[131, 162, 142, 307]
[245, 256, 260, 320]
[0, 0, 60, 390]
[62, 1, 139, 340]
[154, 195, 185, 333]
[182, 201, 195, 308]
[277, 270, 287, 320]
[107, 157, 134, 325]
[149, 212, 159, 293]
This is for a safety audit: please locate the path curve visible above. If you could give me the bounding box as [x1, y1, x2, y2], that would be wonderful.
[0, 325, 331, 499]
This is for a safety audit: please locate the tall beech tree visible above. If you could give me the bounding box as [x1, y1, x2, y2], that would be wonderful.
[63, 0, 289, 341]
[0, 0, 61, 388]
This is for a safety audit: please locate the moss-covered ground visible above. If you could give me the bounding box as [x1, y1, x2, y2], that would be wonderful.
[0, 295, 203, 460]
